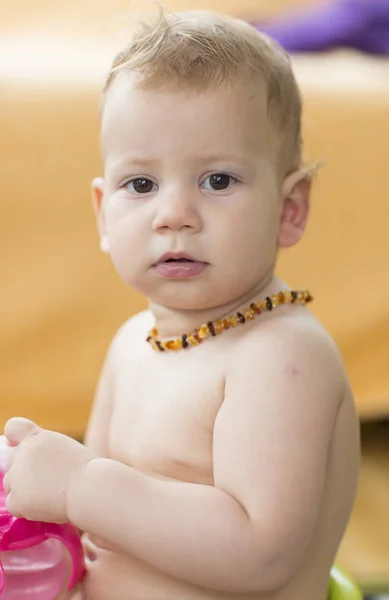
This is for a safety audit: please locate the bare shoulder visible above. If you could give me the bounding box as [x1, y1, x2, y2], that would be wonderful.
[113, 309, 153, 342]
[108, 309, 153, 358]
[243, 309, 343, 360]
[213, 310, 358, 590]
[227, 310, 350, 415]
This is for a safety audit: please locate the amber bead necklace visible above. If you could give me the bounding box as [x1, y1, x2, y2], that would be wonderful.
[146, 289, 313, 352]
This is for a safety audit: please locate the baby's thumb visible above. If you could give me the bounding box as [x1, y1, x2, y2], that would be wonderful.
[4, 418, 41, 446]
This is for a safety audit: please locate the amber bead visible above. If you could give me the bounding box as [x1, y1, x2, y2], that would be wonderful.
[278, 292, 285, 304]
[266, 297, 273, 311]
[169, 340, 181, 350]
[244, 309, 254, 320]
[223, 319, 230, 330]
[192, 329, 201, 343]
[250, 303, 261, 314]
[199, 325, 209, 339]
[215, 320, 224, 334]
[182, 335, 189, 349]
[208, 321, 216, 337]
[229, 315, 238, 327]
[237, 312, 245, 324]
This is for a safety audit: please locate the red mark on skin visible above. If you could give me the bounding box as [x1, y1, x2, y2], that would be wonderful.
[286, 364, 301, 377]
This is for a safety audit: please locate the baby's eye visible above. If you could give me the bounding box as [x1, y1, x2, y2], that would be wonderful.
[125, 178, 157, 194]
[202, 173, 237, 191]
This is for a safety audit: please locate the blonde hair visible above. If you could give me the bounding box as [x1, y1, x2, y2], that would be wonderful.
[103, 9, 302, 172]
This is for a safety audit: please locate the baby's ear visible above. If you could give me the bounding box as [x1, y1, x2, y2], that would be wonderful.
[277, 165, 317, 248]
[91, 177, 105, 218]
[91, 177, 110, 254]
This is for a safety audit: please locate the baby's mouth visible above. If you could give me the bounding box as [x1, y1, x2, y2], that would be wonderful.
[153, 253, 208, 279]
[164, 258, 194, 263]
[155, 252, 205, 266]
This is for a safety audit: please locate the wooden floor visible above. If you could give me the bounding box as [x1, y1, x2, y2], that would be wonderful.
[336, 421, 389, 593]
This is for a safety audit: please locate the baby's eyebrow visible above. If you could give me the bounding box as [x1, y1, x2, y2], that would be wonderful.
[198, 154, 250, 165]
[112, 157, 159, 168]
[107, 157, 160, 175]
[107, 155, 255, 175]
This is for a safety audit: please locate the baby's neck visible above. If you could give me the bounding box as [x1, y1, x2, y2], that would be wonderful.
[148, 274, 286, 340]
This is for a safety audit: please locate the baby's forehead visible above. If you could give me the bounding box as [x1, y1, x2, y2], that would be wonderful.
[105, 71, 270, 115]
[101, 75, 276, 161]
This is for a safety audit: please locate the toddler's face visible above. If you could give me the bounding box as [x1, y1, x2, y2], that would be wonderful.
[94, 75, 285, 310]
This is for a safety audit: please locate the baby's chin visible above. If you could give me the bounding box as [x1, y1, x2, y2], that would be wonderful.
[145, 285, 230, 313]
[149, 293, 223, 313]
[129, 270, 266, 314]
[150, 292, 257, 320]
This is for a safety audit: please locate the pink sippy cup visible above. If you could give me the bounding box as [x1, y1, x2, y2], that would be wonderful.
[0, 435, 85, 599]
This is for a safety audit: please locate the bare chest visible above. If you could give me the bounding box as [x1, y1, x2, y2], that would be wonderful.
[108, 347, 226, 485]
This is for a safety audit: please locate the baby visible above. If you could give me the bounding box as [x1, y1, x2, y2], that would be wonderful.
[3, 9, 360, 600]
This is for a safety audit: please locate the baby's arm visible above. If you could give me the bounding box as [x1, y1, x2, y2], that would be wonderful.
[56, 331, 118, 600]
[65, 321, 343, 595]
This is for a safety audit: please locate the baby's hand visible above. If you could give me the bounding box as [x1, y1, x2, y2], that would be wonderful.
[3, 417, 93, 523]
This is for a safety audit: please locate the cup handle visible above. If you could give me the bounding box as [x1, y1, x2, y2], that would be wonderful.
[43, 523, 86, 590]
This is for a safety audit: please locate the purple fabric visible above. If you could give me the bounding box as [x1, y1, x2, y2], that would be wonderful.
[252, 0, 389, 55]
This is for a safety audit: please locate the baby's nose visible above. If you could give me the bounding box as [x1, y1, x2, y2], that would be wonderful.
[152, 192, 202, 233]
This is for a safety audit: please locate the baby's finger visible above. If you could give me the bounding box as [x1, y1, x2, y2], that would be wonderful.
[5, 444, 16, 472]
[2, 470, 11, 494]
[4, 418, 41, 446]
[0, 435, 11, 473]
[5, 491, 22, 518]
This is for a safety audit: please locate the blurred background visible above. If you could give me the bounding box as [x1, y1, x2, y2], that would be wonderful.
[1, 0, 388, 596]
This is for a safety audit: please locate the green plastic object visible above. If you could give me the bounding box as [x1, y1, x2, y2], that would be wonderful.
[328, 566, 363, 600]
